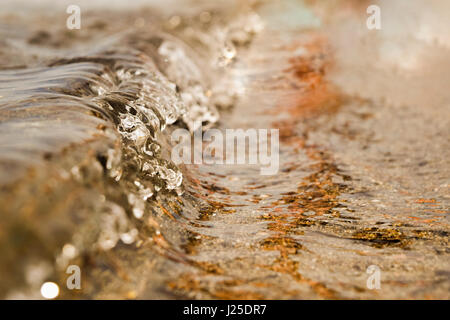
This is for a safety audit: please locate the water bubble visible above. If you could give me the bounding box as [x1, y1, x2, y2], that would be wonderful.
[40, 282, 59, 299]
[120, 228, 139, 244]
[62, 244, 77, 259]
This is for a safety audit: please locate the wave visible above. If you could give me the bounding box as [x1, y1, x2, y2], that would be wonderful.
[0, 9, 263, 298]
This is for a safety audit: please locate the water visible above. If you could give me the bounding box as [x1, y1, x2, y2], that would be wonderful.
[0, 0, 448, 299]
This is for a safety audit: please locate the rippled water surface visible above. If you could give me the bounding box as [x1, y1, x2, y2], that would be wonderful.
[0, 0, 449, 299]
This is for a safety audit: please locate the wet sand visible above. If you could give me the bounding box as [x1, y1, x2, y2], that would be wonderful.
[0, 0, 448, 299]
